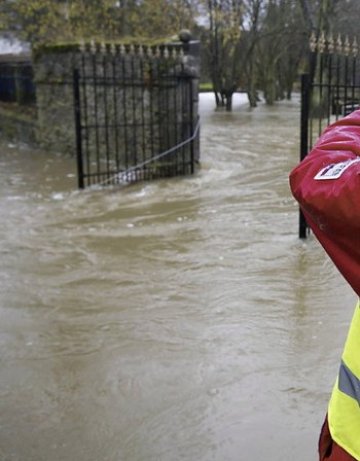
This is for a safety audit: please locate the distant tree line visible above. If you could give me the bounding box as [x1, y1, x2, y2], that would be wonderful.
[0, 0, 359, 110]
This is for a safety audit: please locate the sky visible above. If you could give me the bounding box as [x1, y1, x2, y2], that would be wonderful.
[0, 35, 30, 55]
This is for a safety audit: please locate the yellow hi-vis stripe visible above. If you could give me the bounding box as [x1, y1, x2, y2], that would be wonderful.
[328, 300, 360, 461]
[338, 360, 360, 404]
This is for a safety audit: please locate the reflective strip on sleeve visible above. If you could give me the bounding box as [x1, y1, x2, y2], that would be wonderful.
[338, 360, 360, 406]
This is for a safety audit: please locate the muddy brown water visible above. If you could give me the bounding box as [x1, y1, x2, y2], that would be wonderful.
[0, 93, 356, 461]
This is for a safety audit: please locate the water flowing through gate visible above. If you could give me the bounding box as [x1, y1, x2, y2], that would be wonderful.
[299, 32, 360, 237]
[73, 42, 200, 189]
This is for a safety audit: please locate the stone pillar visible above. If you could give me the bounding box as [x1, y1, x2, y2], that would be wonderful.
[33, 49, 78, 154]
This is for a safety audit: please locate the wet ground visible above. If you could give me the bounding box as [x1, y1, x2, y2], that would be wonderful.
[0, 93, 356, 461]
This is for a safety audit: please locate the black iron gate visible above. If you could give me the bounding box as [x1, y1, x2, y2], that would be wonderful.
[73, 42, 200, 189]
[299, 32, 360, 237]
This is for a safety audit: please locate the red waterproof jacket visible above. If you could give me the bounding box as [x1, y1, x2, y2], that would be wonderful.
[289, 110, 360, 297]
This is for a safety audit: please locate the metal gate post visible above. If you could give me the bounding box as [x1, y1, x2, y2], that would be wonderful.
[73, 69, 84, 189]
[299, 73, 310, 239]
[189, 78, 195, 174]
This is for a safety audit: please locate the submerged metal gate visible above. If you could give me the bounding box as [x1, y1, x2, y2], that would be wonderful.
[299, 32, 360, 237]
[73, 43, 199, 189]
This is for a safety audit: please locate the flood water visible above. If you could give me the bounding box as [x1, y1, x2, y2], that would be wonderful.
[0, 93, 357, 461]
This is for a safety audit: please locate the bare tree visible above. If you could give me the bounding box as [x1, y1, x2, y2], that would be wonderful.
[241, 0, 264, 107]
[203, 0, 306, 109]
[204, 0, 243, 110]
[257, 0, 306, 104]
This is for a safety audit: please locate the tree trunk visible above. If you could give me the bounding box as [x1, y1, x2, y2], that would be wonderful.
[264, 78, 276, 105]
[225, 93, 233, 111]
[286, 86, 292, 100]
[213, 89, 221, 107]
[247, 88, 258, 108]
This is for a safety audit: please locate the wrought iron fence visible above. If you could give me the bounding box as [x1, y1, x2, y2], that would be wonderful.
[299, 31, 360, 238]
[73, 43, 200, 189]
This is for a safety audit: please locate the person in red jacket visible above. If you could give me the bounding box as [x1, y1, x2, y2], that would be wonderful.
[289, 110, 360, 461]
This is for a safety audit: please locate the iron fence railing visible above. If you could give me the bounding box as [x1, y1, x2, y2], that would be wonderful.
[73, 45, 199, 189]
[299, 32, 360, 238]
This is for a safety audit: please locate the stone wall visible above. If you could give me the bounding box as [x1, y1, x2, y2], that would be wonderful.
[0, 104, 37, 145]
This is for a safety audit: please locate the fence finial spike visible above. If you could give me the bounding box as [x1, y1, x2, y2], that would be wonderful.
[100, 42, 107, 54]
[318, 31, 326, 53]
[352, 37, 358, 57]
[110, 43, 117, 56]
[336, 34, 343, 54]
[344, 35, 350, 56]
[309, 31, 317, 52]
[79, 39, 86, 53]
[327, 33, 334, 54]
[90, 39, 97, 54]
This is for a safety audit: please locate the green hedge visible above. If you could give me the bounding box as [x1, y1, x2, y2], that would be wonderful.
[199, 82, 213, 92]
